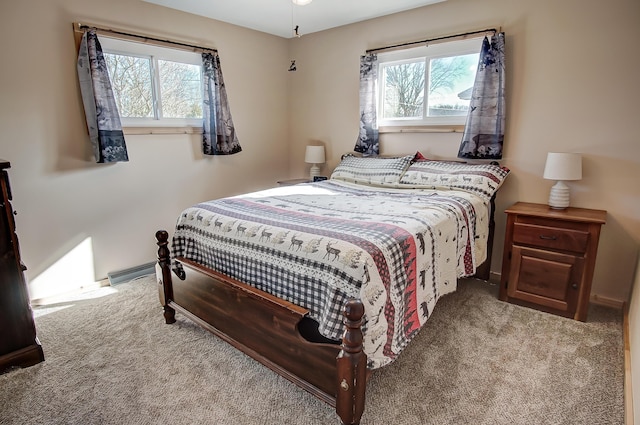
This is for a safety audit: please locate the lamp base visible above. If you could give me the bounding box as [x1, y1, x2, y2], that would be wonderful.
[548, 180, 570, 209]
[309, 164, 320, 179]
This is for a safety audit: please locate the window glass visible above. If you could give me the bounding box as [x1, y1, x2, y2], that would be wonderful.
[104, 53, 154, 118]
[158, 60, 202, 119]
[381, 60, 425, 119]
[427, 53, 478, 117]
[99, 36, 203, 127]
[377, 38, 483, 127]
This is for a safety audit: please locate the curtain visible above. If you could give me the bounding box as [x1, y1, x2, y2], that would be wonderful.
[202, 52, 242, 155]
[353, 54, 379, 156]
[457, 32, 505, 160]
[77, 30, 129, 163]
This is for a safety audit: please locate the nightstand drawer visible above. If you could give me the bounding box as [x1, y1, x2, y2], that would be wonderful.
[512, 222, 589, 253]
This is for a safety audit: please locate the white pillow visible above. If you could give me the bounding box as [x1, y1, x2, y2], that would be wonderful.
[398, 160, 510, 201]
[331, 155, 414, 186]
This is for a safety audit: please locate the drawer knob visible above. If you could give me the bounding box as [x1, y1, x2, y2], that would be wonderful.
[572, 283, 578, 290]
[539, 234, 557, 241]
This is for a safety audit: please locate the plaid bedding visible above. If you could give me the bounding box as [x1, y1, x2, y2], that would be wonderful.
[171, 179, 489, 369]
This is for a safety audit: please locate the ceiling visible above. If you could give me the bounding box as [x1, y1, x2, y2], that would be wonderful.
[142, 0, 446, 39]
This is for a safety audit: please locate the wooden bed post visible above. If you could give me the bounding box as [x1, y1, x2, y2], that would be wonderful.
[336, 299, 367, 425]
[156, 230, 176, 324]
[474, 193, 496, 281]
[474, 162, 502, 281]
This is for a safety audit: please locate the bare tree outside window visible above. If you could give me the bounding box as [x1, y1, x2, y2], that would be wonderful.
[428, 53, 478, 116]
[158, 60, 202, 119]
[383, 61, 425, 118]
[104, 53, 203, 121]
[381, 52, 479, 120]
[104, 53, 154, 118]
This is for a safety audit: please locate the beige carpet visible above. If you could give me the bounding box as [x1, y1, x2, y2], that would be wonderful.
[0, 275, 624, 424]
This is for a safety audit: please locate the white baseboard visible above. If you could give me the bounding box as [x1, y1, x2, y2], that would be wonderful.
[488, 271, 501, 284]
[107, 261, 156, 285]
[591, 294, 625, 310]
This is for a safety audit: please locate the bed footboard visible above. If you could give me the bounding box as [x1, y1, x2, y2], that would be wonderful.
[155, 230, 368, 425]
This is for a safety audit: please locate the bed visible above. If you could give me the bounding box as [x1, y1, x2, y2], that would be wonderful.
[155, 153, 509, 424]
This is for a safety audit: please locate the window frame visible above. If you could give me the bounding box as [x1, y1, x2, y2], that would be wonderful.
[376, 37, 484, 129]
[99, 36, 204, 128]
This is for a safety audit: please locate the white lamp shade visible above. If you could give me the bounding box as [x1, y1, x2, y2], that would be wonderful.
[292, 0, 312, 5]
[305, 146, 325, 164]
[543, 152, 582, 209]
[543, 152, 582, 181]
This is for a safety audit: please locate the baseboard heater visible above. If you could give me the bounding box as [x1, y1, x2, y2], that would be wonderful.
[107, 261, 156, 285]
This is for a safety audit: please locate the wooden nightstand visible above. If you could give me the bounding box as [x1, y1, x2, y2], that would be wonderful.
[499, 202, 606, 321]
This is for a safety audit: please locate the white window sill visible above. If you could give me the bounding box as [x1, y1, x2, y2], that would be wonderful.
[123, 126, 203, 135]
[378, 125, 464, 134]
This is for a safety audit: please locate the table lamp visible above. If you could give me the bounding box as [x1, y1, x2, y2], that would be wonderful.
[543, 152, 582, 209]
[305, 145, 325, 179]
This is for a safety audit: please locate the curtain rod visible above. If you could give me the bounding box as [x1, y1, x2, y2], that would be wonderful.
[365, 27, 497, 54]
[74, 22, 218, 54]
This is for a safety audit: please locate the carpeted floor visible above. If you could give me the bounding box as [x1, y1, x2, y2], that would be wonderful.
[0, 275, 624, 424]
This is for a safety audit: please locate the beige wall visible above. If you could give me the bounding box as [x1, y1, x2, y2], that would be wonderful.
[288, 0, 640, 304]
[1, 0, 638, 303]
[0, 0, 289, 299]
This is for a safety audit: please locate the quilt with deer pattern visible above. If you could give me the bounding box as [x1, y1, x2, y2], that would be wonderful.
[171, 179, 489, 369]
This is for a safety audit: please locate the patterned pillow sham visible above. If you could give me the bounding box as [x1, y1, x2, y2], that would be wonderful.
[398, 160, 510, 201]
[330, 155, 414, 186]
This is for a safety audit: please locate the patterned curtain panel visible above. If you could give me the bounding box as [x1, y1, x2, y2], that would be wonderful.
[76, 30, 129, 163]
[202, 52, 242, 155]
[353, 54, 379, 156]
[457, 32, 505, 160]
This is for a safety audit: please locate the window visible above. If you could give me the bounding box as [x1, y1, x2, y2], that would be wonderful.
[99, 37, 203, 127]
[377, 37, 483, 127]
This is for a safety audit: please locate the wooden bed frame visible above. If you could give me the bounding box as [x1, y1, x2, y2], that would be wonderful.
[155, 195, 495, 425]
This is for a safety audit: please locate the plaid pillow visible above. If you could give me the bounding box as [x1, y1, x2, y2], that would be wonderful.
[331, 155, 413, 186]
[399, 160, 510, 201]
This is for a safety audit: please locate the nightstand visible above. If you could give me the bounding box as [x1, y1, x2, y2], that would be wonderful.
[499, 202, 606, 321]
[276, 178, 311, 186]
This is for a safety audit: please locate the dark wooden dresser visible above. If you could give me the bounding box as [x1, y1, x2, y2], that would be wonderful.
[0, 160, 44, 372]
